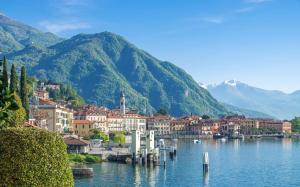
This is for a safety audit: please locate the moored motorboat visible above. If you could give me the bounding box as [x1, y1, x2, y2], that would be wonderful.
[228, 134, 244, 139]
[213, 133, 225, 139]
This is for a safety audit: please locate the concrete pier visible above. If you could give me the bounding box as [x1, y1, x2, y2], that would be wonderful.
[72, 168, 94, 178]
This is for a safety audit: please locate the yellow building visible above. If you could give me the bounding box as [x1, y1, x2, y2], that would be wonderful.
[74, 106, 108, 133]
[73, 120, 93, 138]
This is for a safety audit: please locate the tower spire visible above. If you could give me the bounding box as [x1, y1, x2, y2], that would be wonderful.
[120, 91, 126, 116]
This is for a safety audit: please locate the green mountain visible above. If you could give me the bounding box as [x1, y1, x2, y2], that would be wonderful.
[2, 14, 273, 118]
[0, 13, 62, 54]
[7, 32, 230, 116]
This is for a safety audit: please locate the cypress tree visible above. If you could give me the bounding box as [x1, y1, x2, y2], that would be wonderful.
[10, 64, 18, 93]
[2, 56, 9, 91]
[0, 58, 2, 92]
[20, 66, 29, 119]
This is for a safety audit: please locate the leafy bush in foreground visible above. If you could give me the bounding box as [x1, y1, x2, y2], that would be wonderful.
[0, 128, 74, 186]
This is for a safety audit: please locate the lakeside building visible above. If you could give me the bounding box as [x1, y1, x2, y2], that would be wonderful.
[72, 120, 93, 137]
[106, 111, 124, 132]
[220, 115, 292, 135]
[147, 115, 173, 136]
[64, 136, 90, 153]
[170, 115, 202, 135]
[190, 120, 220, 135]
[74, 105, 108, 133]
[106, 110, 147, 133]
[72, 92, 146, 135]
[37, 104, 74, 133]
[29, 96, 74, 133]
[28, 84, 292, 137]
[122, 110, 146, 133]
[258, 120, 292, 134]
[105, 92, 147, 133]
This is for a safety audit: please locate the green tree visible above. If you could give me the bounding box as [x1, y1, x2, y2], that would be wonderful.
[0, 58, 19, 129]
[7, 92, 26, 127]
[0, 90, 19, 129]
[26, 76, 37, 97]
[291, 117, 300, 133]
[90, 129, 109, 143]
[157, 108, 168, 116]
[1, 56, 9, 91]
[202, 114, 211, 120]
[20, 66, 29, 119]
[47, 83, 85, 107]
[9, 64, 18, 92]
[112, 131, 126, 145]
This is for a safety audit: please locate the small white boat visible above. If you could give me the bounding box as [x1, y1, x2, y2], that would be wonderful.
[220, 138, 226, 142]
[193, 139, 201, 144]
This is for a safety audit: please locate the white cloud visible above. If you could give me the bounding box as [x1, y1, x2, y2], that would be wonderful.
[39, 21, 90, 34]
[235, 7, 255, 13]
[245, 0, 271, 3]
[202, 16, 225, 24]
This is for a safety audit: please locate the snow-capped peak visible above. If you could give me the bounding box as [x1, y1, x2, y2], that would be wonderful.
[198, 82, 207, 89]
[224, 80, 239, 87]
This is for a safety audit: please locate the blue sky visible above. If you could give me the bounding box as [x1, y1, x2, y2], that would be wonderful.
[1, 0, 300, 93]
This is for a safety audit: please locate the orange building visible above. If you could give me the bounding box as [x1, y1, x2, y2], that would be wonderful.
[72, 120, 93, 138]
[259, 120, 292, 134]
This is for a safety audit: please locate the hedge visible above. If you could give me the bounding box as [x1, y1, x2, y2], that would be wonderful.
[0, 128, 74, 186]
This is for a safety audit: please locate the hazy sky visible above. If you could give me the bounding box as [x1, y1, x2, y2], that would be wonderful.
[1, 0, 300, 93]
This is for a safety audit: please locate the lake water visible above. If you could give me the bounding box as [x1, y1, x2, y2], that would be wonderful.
[75, 139, 300, 187]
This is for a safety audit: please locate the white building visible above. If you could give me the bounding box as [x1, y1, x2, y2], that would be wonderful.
[38, 104, 73, 133]
[106, 92, 147, 133]
[147, 115, 172, 136]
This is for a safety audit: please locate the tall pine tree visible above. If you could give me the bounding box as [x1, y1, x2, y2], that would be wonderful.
[10, 64, 18, 92]
[20, 66, 29, 119]
[0, 58, 19, 128]
[2, 56, 9, 91]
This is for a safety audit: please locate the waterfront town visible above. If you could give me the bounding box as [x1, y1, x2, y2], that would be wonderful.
[28, 81, 292, 142]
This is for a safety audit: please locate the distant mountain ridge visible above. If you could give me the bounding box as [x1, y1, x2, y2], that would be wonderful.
[207, 80, 300, 119]
[0, 14, 63, 53]
[6, 30, 232, 116]
[1, 13, 272, 118]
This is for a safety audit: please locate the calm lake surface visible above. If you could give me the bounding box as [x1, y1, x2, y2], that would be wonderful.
[75, 139, 300, 187]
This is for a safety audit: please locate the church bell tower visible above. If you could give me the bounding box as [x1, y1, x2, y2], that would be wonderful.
[120, 91, 126, 116]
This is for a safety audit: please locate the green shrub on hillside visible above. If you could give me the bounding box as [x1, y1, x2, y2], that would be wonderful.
[0, 128, 74, 186]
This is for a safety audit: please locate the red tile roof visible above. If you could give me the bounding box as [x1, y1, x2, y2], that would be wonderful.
[64, 137, 90, 145]
[73, 120, 91, 124]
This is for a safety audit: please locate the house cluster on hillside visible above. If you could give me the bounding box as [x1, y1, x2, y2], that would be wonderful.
[28, 84, 292, 138]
